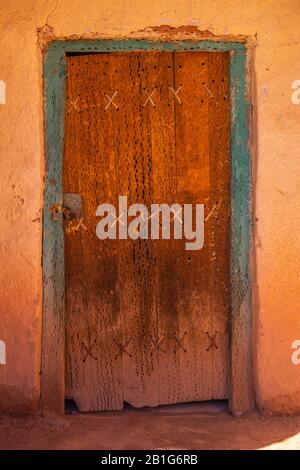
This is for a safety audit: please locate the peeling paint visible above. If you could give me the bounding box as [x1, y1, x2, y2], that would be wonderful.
[142, 24, 215, 36]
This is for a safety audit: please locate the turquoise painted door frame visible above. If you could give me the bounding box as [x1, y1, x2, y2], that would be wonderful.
[42, 39, 253, 415]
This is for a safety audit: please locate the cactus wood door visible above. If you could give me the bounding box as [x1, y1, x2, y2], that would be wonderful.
[63, 51, 230, 412]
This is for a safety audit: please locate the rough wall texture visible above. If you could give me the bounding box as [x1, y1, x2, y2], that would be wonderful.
[0, 0, 300, 414]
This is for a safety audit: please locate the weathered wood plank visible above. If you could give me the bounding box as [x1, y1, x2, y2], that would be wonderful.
[109, 52, 160, 407]
[173, 51, 213, 401]
[208, 52, 230, 399]
[149, 52, 178, 405]
[64, 55, 123, 411]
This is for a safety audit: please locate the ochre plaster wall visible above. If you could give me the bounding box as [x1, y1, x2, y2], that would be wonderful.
[0, 0, 300, 414]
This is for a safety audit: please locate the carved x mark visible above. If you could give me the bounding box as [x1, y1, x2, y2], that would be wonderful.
[75, 218, 87, 232]
[67, 96, 80, 114]
[169, 86, 183, 104]
[114, 338, 132, 359]
[205, 198, 222, 222]
[170, 208, 183, 224]
[171, 331, 187, 353]
[143, 88, 157, 107]
[81, 331, 97, 362]
[111, 211, 125, 228]
[105, 91, 118, 110]
[150, 334, 166, 353]
[206, 332, 218, 352]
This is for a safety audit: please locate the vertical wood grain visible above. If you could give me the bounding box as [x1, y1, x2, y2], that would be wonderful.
[64, 55, 123, 411]
[109, 52, 159, 407]
[149, 52, 178, 405]
[173, 51, 213, 401]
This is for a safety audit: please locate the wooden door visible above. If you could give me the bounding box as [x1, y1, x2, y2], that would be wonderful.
[63, 51, 230, 412]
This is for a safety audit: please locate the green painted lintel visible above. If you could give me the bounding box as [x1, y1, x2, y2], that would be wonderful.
[45, 38, 246, 58]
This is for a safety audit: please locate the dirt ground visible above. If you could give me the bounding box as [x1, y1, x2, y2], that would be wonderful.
[1, 401, 300, 450]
